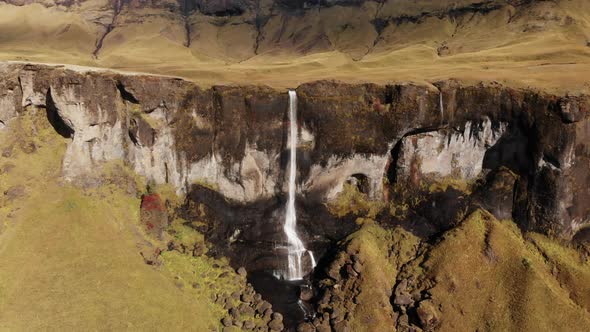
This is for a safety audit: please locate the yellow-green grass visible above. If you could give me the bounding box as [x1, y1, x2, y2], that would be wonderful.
[527, 233, 590, 311]
[0, 109, 225, 330]
[328, 183, 386, 219]
[406, 210, 590, 331]
[332, 220, 421, 331]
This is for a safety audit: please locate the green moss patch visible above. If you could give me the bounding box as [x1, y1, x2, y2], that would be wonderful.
[328, 183, 385, 219]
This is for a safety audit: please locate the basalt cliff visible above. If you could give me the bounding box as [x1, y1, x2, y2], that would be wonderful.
[1, 62, 590, 331]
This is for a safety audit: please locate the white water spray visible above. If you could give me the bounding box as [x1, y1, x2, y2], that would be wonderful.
[283, 90, 316, 281]
[439, 91, 444, 123]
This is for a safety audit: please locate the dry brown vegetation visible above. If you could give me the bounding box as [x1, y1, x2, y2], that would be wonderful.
[0, 1, 589, 93]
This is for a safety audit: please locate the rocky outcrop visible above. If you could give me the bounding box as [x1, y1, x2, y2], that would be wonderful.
[392, 119, 507, 184]
[0, 63, 588, 239]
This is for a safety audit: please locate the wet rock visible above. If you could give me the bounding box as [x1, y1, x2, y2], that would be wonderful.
[299, 286, 313, 301]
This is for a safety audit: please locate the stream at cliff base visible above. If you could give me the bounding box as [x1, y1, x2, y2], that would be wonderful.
[248, 271, 314, 329]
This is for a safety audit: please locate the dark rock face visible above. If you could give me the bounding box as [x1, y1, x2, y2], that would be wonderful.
[179, 185, 358, 273]
[1, 62, 589, 331]
[0, 63, 588, 240]
[300, 80, 590, 238]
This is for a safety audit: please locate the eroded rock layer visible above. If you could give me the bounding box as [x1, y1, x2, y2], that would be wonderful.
[0, 62, 589, 240]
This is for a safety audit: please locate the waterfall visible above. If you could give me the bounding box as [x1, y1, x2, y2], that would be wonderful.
[283, 90, 316, 281]
[439, 91, 444, 122]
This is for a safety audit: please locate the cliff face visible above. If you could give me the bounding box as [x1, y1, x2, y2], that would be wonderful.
[1, 63, 588, 240]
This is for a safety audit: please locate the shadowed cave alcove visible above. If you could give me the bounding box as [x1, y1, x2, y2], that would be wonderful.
[382, 119, 538, 239]
[179, 185, 360, 328]
[45, 89, 74, 139]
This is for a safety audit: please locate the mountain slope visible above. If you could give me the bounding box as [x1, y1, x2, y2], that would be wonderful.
[0, 0, 589, 92]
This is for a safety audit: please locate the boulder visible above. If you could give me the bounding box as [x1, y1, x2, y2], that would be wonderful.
[222, 317, 233, 327]
[268, 319, 284, 331]
[297, 322, 315, 332]
[417, 300, 439, 329]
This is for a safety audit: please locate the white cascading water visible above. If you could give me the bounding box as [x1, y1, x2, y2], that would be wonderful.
[439, 91, 444, 121]
[283, 90, 316, 281]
